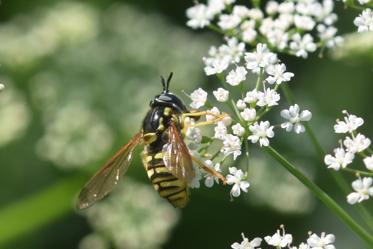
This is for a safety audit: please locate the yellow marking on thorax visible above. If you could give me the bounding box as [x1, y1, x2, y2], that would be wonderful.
[163, 107, 172, 116]
[157, 117, 165, 131]
[143, 133, 157, 144]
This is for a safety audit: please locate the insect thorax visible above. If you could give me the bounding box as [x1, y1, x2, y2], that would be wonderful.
[142, 106, 182, 152]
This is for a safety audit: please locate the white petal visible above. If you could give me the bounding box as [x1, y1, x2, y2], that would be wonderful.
[231, 184, 241, 197]
[300, 110, 312, 121]
[347, 192, 360, 204]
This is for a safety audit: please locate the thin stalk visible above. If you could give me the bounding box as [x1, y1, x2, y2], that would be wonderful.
[266, 146, 373, 247]
[280, 84, 373, 232]
[343, 168, 373, 177]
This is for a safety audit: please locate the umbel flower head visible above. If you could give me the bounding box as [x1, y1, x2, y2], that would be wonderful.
[325, 110, 373, 205]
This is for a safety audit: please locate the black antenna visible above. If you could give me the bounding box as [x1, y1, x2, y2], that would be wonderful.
[161, 76, 167, 92]
[160, 72, 173, 93]
[166, 72, 173, 92]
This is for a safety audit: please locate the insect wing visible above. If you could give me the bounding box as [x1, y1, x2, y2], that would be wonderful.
[162, 122, 195, 183]
[77, 132, 142, 209]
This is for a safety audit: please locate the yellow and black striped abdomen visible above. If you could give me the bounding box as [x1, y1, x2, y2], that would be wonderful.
[141, 150, 188, 208]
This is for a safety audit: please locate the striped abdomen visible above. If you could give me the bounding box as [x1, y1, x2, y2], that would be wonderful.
[142, 149, 188, 208]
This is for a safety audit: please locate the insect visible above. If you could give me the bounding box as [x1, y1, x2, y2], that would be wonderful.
[77, 73, 227, 209]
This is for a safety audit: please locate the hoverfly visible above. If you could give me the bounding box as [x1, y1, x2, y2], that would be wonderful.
[77, 73, 227, 209]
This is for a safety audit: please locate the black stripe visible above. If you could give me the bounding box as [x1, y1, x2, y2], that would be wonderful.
[158, 184, 180, 192]
[150, 171, 175, 181]
[147, 162, 165, 169]
[165, 188, 186, 199]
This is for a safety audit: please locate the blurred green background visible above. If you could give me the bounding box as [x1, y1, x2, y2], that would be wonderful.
[0, 1, 372, 249]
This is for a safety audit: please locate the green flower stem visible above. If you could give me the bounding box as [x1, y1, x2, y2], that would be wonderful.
[0, 174, 86, 246]
[343, 168, 373, 177]
[255, 69, 264, 90]
[280, 84, 373, 232]
[265, 146, 373, 247]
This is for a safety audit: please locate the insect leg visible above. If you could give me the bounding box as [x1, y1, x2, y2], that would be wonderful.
[191, 156, 227, 185]
[182, 111, 228, 133]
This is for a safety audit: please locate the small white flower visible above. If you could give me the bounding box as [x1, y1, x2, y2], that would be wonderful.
[0, 84, 4, 91]
[240, 108, 256, 122]
[244, 89, 259, 104]
[204, 160, 222, 188]
[231, 233, 262, 249]
[204, 56, 230, 75]
[266, 1, 279, 15]
[213, 88, 229, 102]
[266, 29, 289, 50]
[221, 134, 242, 159]
[236, 99, 247, 110]
[324, 148, 354, 171]
[294, 15, 316, 31]
[218, 14, 241, 30]
[343, 133, 371, 153]
[290, 33, 317, 58]
[264, 230, 293, 248]
[317, 24, 343, 48]
[363, 156, 373, 171]
[232, 5, 250, 18]
[190, 88, 208, 109]
[347, 177, 373, 204]
[248, 8, 263, 20]
[221, 37, 246, 63]
[226, 167, 250, 197]
[248, 121, 274, 147]
[214, 121, 227, 140]
[266, 63, 294, 85]
[334, 112, 364, 134]
[245, 43, 278, 74]
[186, 4, 213, 29]
[232, 123, 245, 137]
[354, 9, 373, 32]
[207, 0, 226, 16]
[280, 104, 312, 134]
[278, 1, 295, 14]
[307, 232, 336, 249]
[257, 89, 280, 107]
[241, 20, 257, 43]
[227, 66, 247, 86]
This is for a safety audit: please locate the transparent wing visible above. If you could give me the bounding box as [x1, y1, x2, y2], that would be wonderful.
[77, 132, 142, 210]
[162, 122, 195, 183]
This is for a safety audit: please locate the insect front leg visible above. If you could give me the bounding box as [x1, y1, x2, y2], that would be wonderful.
[181, 111, 229, 133]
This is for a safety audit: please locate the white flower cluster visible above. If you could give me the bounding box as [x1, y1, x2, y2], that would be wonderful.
[231, 227, 336, 249]
[0, 83, 4, 91]
[324, 111, 373, 205]
[186, 43, 312, 199]
[187, 0, 342, 59]
[36, 101, 113, 168]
